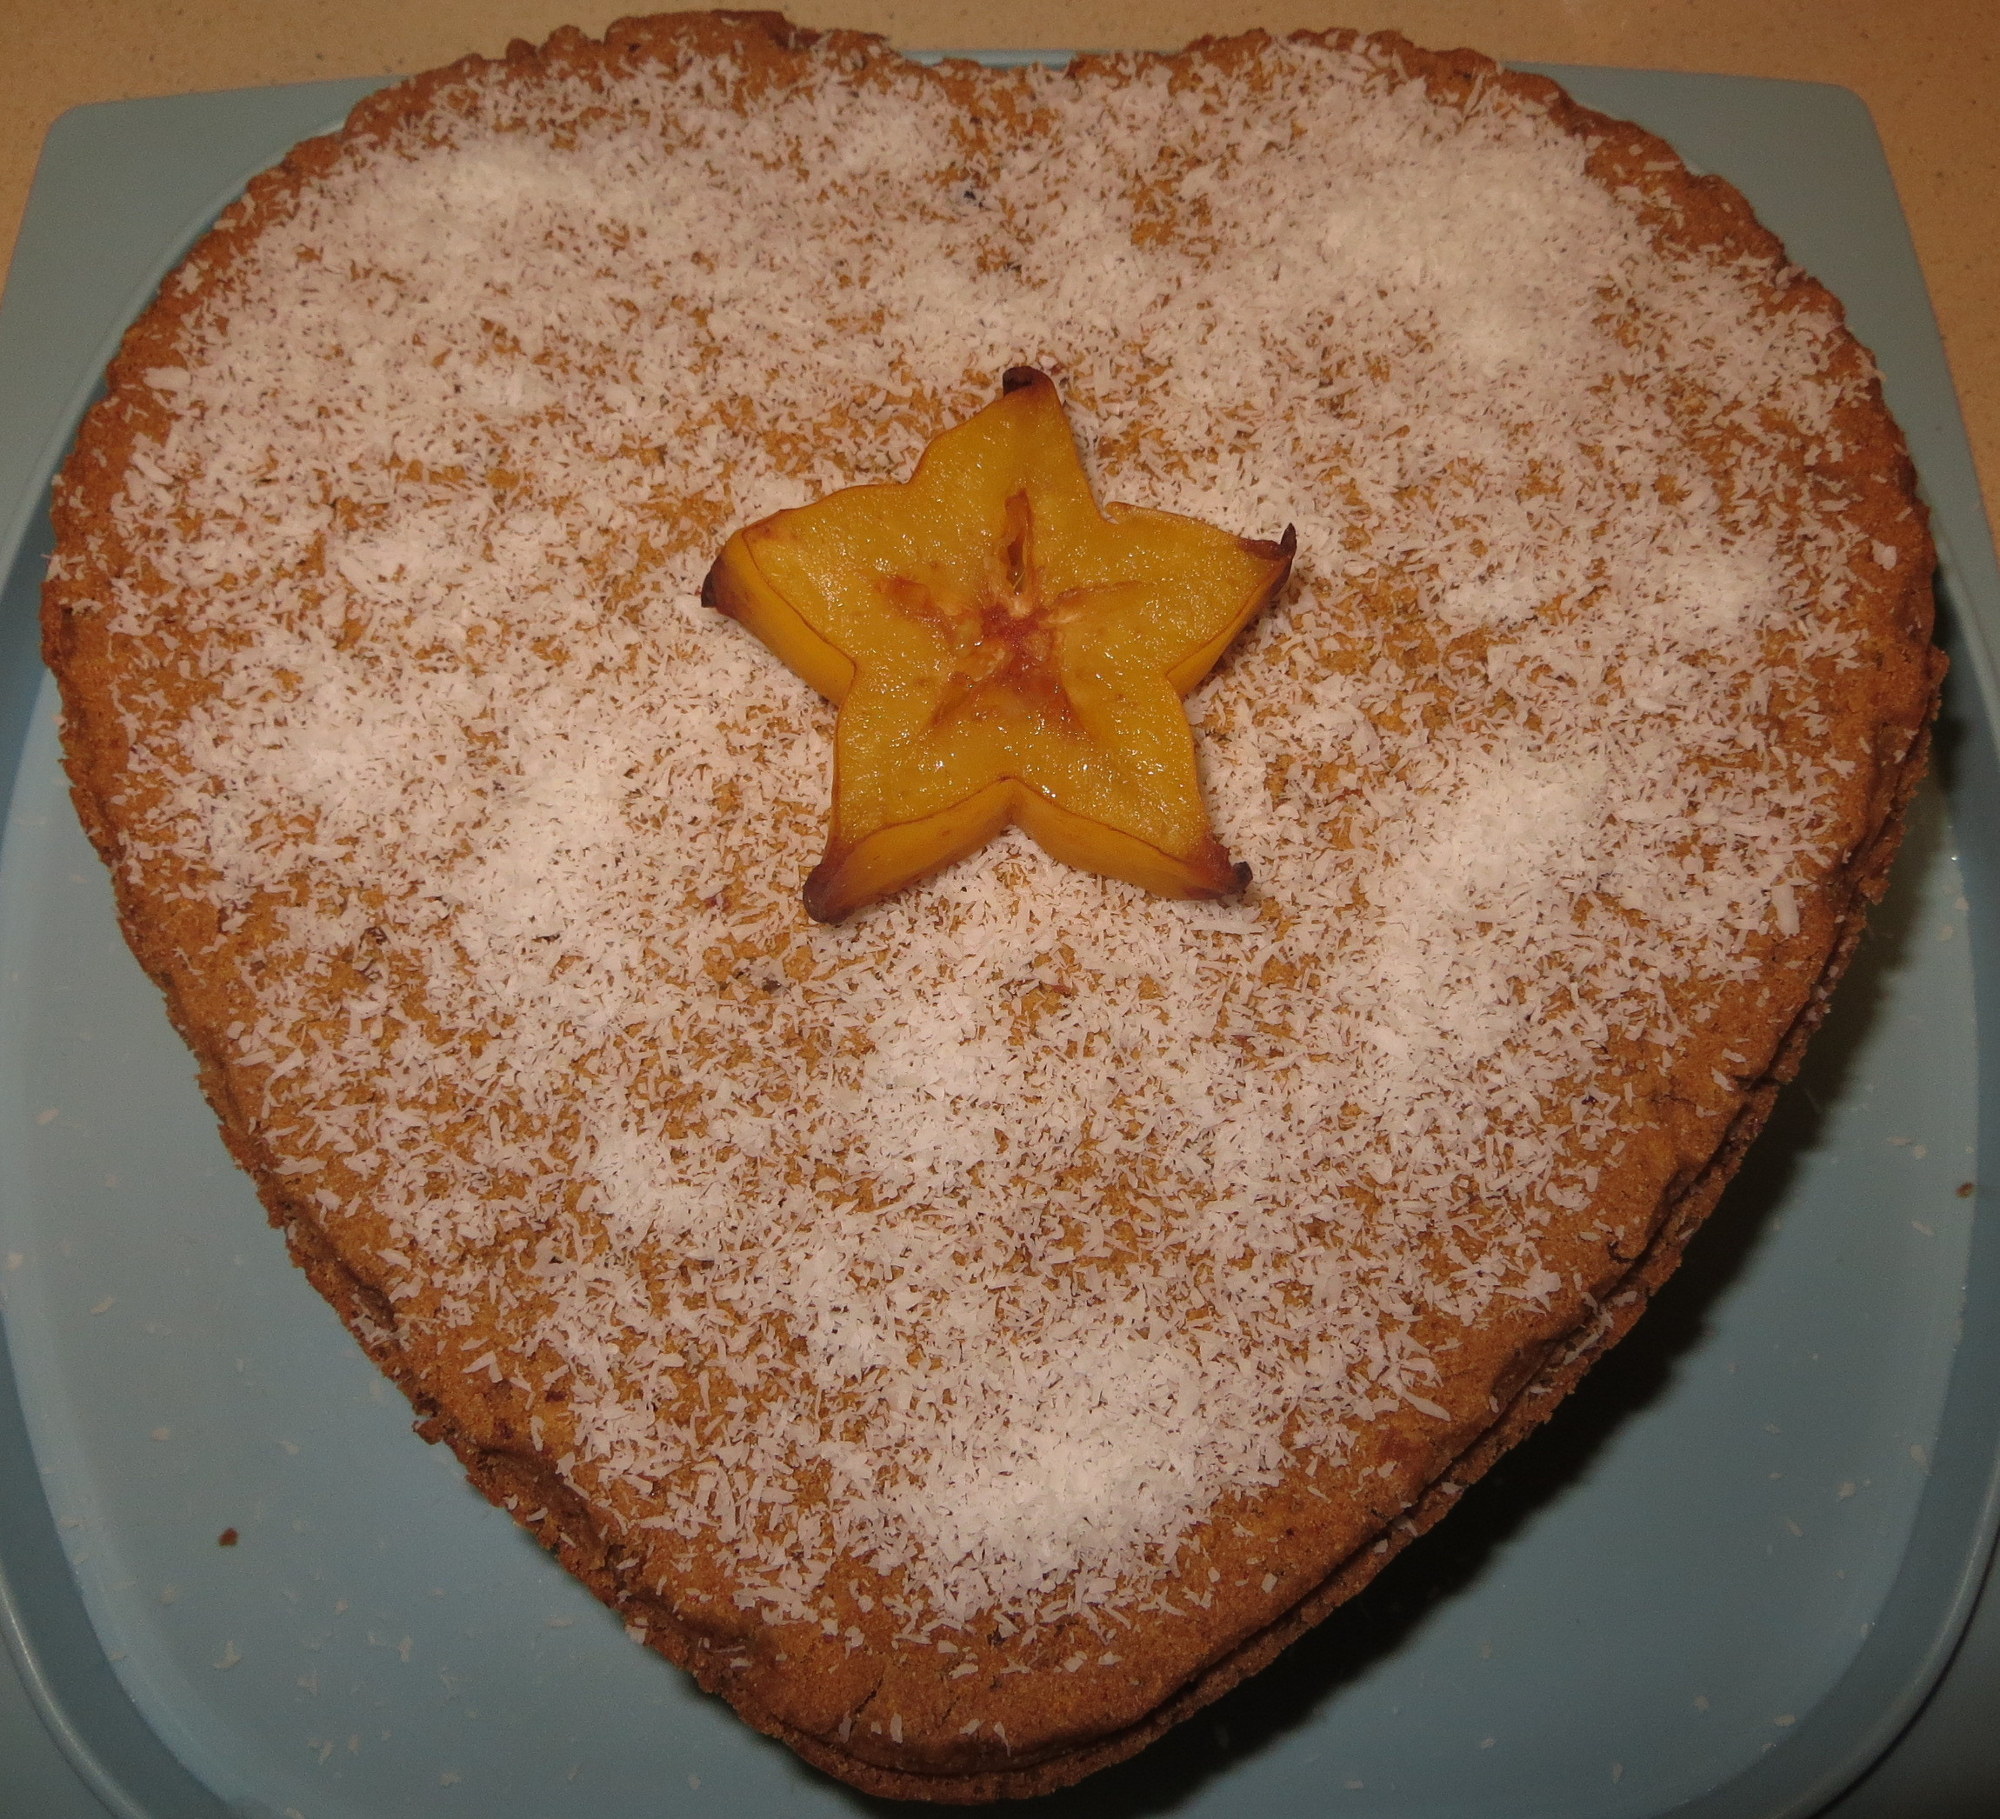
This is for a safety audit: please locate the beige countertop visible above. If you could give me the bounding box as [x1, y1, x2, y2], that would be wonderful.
[5, 0, 1998, 535]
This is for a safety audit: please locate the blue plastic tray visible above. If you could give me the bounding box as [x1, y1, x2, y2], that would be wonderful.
[2, 59, 1999, 1819]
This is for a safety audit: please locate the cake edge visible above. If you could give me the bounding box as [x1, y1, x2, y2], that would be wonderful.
[37, 9, 1947, 1802]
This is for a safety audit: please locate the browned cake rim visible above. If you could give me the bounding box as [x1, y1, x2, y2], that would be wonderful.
[42, 10, 1942, 1801]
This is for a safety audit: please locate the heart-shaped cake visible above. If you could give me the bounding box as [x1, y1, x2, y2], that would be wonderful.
[44, 11, 1941, 1799]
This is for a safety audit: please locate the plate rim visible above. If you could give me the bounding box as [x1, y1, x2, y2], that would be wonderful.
[0, 57, 1996, 1819]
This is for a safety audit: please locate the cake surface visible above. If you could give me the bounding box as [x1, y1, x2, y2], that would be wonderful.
[43, 11, 1940, 1799]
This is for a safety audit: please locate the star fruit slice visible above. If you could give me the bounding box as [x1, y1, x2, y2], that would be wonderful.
[703, 368, 1296, 922]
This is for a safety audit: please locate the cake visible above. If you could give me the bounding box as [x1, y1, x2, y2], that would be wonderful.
[42, 11, 1941, 1800]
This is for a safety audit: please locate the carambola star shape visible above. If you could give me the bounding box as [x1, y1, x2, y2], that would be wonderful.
[703, 368, 1296, 922]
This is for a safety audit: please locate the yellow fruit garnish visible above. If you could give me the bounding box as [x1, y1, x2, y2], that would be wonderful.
[703, 367, 1295, 922]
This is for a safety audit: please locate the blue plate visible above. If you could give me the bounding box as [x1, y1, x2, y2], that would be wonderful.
[2, 58, 1998, 1819]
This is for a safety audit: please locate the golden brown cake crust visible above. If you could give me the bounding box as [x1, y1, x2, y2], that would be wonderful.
[44, 12, 1941, 1801]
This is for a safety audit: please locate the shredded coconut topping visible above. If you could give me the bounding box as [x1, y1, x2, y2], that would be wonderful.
[71, 34, 1891, 1636]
